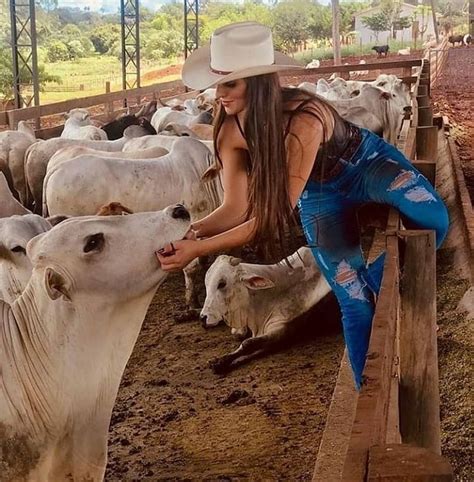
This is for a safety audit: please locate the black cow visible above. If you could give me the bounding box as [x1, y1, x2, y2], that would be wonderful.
[371, 45, 389, 57]
[448, 35, 464, 46]
[101, 100, 157, 140]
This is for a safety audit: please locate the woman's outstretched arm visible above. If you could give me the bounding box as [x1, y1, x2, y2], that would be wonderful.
[157, 107, 325, 271]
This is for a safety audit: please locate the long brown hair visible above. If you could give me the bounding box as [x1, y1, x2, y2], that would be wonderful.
[213, 73, 331, 259]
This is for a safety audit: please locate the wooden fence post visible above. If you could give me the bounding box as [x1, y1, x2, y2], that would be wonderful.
[105, 81, 113, 120]
[368, 444, 453, 481]
[416, 125, 438, 161]
[416, 95, 430, 107]
[418, 106, 433, 126]
[399, 230, 441, 455]
[417, 84, 428, 97]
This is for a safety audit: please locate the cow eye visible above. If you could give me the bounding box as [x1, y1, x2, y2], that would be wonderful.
[217, 280, 226, 290]
[83, 233, 105, 253]
[11, 245, 26, 254]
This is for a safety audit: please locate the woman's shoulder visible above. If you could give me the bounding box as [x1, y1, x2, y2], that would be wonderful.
[217, 115, 248, 150]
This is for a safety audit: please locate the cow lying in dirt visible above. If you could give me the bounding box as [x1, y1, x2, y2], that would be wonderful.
[200, 247, 331, 373]
[0, 204, 190, 481]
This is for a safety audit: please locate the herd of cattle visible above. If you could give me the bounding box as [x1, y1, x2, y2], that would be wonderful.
[0, 72, 412, 480]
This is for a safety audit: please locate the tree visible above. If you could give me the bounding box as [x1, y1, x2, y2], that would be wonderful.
[307, 4, 332, 40]
[0, 50, 60, 102]
[362, 11, 391, 41]
[272, 0, 311, 52]
[46, 40, 70, 62]
[89, 24, 120, 54]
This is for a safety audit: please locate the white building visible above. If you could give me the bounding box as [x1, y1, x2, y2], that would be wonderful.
[354, 3, 437, 45]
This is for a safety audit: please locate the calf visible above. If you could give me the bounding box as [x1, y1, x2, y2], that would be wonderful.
[371, 45, 389, 57]
[200, 247, 331, 373]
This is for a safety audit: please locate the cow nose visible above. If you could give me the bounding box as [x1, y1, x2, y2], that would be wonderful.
[172, 204, 190, 221]
[403, 106, 412, 113]
[200, 314, 208, 328]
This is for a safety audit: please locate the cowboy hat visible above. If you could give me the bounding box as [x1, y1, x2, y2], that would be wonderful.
[182, 21, 304, 91]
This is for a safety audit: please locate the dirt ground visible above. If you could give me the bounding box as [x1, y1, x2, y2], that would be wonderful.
[105, 274, 344, 481]
[431, 46, 473, 481]
[432, 47, 474, 203]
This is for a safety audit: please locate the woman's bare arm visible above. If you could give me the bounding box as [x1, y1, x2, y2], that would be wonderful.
[191, 118, 250, 237]
[158, 105, 326, 270]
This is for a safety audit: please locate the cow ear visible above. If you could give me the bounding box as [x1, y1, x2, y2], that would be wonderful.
[241, 275, 275, 290]
[45, 267, 71, 301]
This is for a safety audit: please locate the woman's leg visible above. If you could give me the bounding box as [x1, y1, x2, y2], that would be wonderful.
[299, 191, 374, 389]
[351, 136, 449, 248]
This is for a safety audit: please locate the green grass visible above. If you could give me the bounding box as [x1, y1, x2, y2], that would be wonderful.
[40, 55, 179, 104]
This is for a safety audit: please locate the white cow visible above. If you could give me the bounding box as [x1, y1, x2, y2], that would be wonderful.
[25, 130, 146, 212]
[306, 59, 321, 69]
[195, 88, 217, 109]
[151, 107, 213, 133]
[44, 137, 221, 219]
[61, 108, 108, 140]
[0, 173, 31, 217]
[47, 144, 169, 173]
[0, 214, 52, 303]
[326, 83, 408, 144]
[122, 133, 214, 154]
[0, 205, 190, 481]
[0, 120, 37, 203]
[201, 247, 331, 373]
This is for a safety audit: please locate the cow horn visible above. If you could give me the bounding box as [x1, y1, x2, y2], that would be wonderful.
[135, 104, 146, 117]
[229, 257, 241, 266]
[157, 97, 168, 107]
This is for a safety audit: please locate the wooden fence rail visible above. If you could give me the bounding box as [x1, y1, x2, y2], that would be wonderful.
[0, 58, 424, 133]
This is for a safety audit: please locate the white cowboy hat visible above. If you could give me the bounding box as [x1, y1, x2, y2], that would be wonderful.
[182, 21, 304, 90]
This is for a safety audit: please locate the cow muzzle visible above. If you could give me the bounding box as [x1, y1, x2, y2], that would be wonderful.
[171, 204, 190, 221]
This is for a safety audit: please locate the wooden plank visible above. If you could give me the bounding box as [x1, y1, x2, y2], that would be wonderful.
[405, 127, 417, 160]
[6, 78, 184, 125]
[399, 230, 441, 455]
[368, 444, 453, 481]
[416, 126, 438, 161]
[413, 160, 436, 185]
[291, 58, 423, 76]
[341, 235, 399, 480]
[312, 352, 358, 481]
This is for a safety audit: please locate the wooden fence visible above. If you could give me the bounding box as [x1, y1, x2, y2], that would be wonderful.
[0, 57, 424, 137]
[312, 57, 453, 481]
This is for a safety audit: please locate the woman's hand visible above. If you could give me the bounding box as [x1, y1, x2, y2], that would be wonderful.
[156, 239, 201, 272]
[184, 227, 198, 240]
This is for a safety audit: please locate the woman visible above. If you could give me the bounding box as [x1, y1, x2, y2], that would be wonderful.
[157, 21, 449, 388]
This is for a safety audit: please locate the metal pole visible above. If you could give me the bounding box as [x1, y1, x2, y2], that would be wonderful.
[9, 0, 40, 112]
[121, 0, 140, 105]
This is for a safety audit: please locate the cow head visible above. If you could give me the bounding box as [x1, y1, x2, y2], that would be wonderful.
[0, 214, 52, 302]
[200, 256, 275, 331]
[27, 205, 191, 303]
